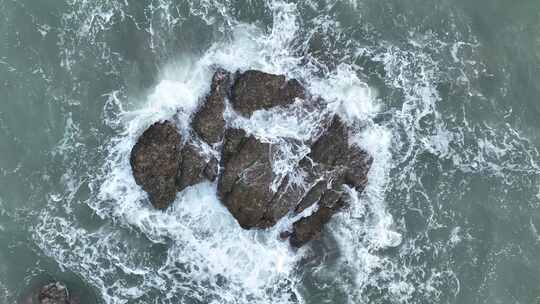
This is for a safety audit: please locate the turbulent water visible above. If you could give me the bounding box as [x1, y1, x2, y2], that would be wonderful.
[1, 0, 540, 303]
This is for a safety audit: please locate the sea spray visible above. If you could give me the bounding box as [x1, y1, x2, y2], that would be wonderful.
[33, 1, 445, 303]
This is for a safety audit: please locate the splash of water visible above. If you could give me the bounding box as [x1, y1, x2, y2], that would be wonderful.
[31, 1, 477, 303]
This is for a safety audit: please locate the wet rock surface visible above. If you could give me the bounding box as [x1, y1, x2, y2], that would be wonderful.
[231, 70, 305, 117]
[177, 142, 218, 192]
[217, 130, 306, 229]
[130, 68, 372, 247]
[290, 201, 345, 248]
[130, 121, 182, 210]
[130, 121, 219, 209]
[287, 117, 373, 246]
[309, 116, 372, 190]
[218, 129, 277, 228]
[192, 68, 232, 144]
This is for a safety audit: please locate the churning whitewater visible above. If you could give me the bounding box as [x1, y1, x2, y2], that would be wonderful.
[3, 0, 536, 303]
[36, 2, 404, 303]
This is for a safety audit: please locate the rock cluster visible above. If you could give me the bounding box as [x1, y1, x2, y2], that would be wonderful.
[130, 68, 373, 247]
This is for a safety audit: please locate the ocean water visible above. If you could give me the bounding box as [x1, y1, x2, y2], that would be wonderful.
[1, 0, 540, 303]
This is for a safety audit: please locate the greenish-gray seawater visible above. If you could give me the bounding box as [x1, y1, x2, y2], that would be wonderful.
[1, 0, 540, 303]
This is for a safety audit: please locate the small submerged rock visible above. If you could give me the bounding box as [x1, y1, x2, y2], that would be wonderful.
[20, 282, 79, 304]
[130, 67, 373, 247]
[39, 282, 72, 304]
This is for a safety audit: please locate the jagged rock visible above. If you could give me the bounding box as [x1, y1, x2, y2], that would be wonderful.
[290, 200, 345, 248]
[294, 179, 329, 214]
[130, 121, 182, 209]
[177, 142, 219, 191]
[309, 116, 372, 190]
[266, 156, 332, 223]
[218, 129, 277, 228]
[290, 183, 345, 247]
[208, 116, 372, 247]
[218, 129, 307, 228]
[221, 128, 247, 165]
[130, 121, 218, 209]
[265, 175, 309, 225]
[192, 68, 232, 144]
[37, 282, 77, 304]
[286, 116, 373, 247]
[203, 157, 219, 182]
[231, 70, 305, 117]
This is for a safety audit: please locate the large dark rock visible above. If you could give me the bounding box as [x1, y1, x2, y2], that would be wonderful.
[309, 116, 372, 190]
[130, 121, 218, 209]
[192, 68, 232, 144]
[286, 116, 373, 247]
[231, 70, 305, 117]
[288, 173, 347, 247]
[218, 129, 308, 228]
[218, 129, 278, 228]
[177, 142, 219, 191]
[130, 121, 182, 209]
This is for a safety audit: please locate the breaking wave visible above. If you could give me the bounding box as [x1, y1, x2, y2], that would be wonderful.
[29, 0, 540, 303]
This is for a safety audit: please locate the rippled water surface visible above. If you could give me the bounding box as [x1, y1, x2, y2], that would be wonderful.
[1, 0, 540, 303]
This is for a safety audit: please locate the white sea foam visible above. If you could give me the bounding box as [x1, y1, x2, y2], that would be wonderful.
[310, 64, 380, 123]
[33, 1, 420, 304]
